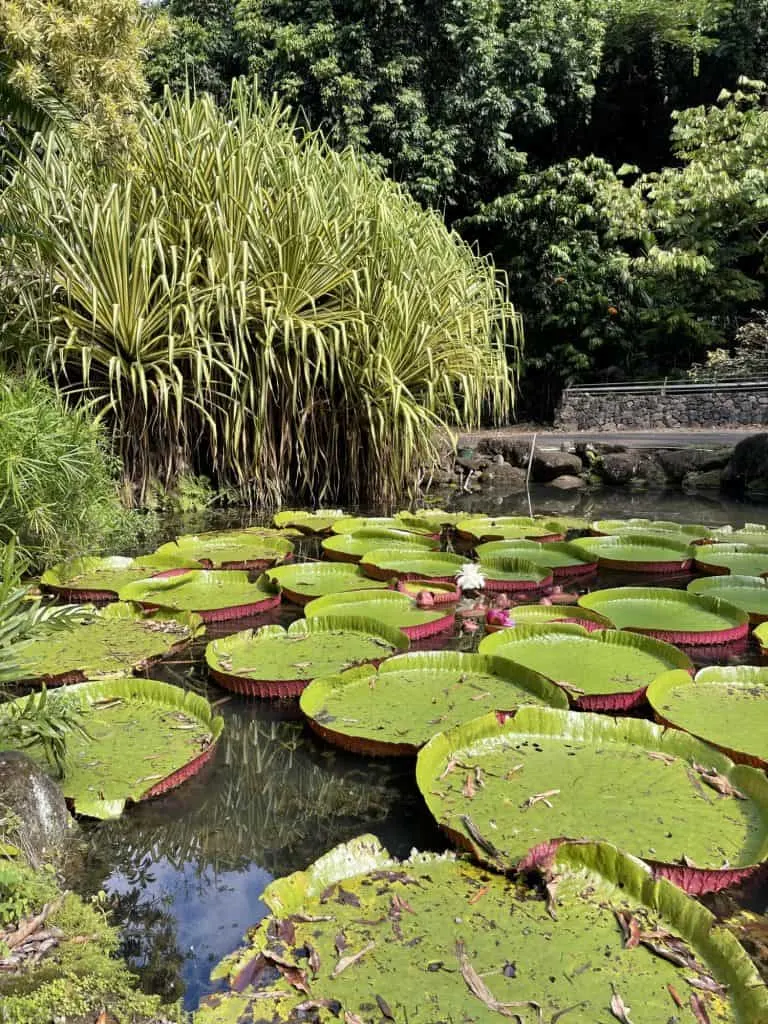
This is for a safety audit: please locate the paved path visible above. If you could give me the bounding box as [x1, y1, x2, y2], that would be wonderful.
[457, 428, 759, 450]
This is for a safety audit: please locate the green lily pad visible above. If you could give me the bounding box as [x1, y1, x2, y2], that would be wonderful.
[472, 556, 553, 591]
[153, 530, 294, 569]
[578, 586, 749, 644]
[648, 666, 768, 769]
[479, 623, 692, 710]
[455, 515, 563, 542]
[265, 562, 388, 605]
[591, 518, 711, 540]
[416, 706, 768, 888]
[488, 603, 612, 630]
[395, 580, 459, 603]
[360, 548, 465, 582]
[688, 574, 768, 623]
[569, 533, 694, 572]
[330, 516, 434, 536]
[200, 834, 768, 1024]
[6, 603, 204, 685]
[536, 514, 590, 533]
[40, 554, 201, 602]
[118, 570, 280, 622]
[272, 510, 347, 534]
[710, 522, 768, 546]
[299, 651, 567, 755]
[476, 540, 597, 575]
[304, 590, 454, 639]
[206, 616, 408, 697]
[321, 529, 437, 563]
[694, 542, 768, 577]
[0, 678, 224, 819]
[394, 509, 460, 530]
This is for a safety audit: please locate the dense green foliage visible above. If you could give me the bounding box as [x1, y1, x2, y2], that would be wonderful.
[1, 85, 517, 503]
[0, 375, 145, 564]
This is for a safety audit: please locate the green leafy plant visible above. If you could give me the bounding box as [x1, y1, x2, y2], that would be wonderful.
[1, 83, 518, 505]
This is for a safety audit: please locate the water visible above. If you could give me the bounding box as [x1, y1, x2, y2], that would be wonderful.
[64, 486, 768, 1008]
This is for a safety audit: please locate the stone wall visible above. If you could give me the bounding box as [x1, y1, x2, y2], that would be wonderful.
[555, 385, 768, 430]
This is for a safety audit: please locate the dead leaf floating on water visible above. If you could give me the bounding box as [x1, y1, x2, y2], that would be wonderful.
[456, 940, 542, 1020]
[332, 941, 375, 977]
[522, 789, 560, 809]
[609, 987, 634, 1023]
[690, 993, 712, 1024]
[691, 763, 745, 799]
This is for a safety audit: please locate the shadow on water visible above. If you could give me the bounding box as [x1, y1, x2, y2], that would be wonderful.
[62, 487, 768, 1008]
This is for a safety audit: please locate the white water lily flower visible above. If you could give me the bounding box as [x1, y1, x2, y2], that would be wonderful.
[455, 563, 486, 591]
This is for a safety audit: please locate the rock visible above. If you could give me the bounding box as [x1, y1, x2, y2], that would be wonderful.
[532, 449, 583, 482]
[634, 454, 667, 487]
[0, 751, 72, 865]
[475, 438, 530, 467]
[546, 474, 586, 490]
[481, 463, 527, 490]
[722, 434, 768, 494]
[597, 452, 637, 485]
[683, 469, 723, 490]
[657, 447, 734, 483]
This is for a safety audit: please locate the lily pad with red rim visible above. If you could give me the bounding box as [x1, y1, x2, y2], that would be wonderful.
[591, 518, 711, 540]
[304, 589, 455, 640]
[753, 620, 768, 655]
[272, 510, 348, 534]
[153, 530, 294, 570]
[687, 574, 768, 623]
[455, 515, 564, 542]
[393, 580, 460, 604]
[40, 554, 202, 603]
[360, 548, 465, 583]
[265, 562, 388, 605]
[299, 651, 567, 755]
[321, 529, 438, 564]
[205, 615, 409, 697]
[648, 666, 768, 769]
[578, 586, 749, 645]
[478, 622, 693, 711]
[711, 523, 768, 546]
[199, 834, 768, 1024]
[330, 516, 435, 536]
[694, 542, 768, 577]
[118, 570, 281, 622]
[394, 509, 461, 531]
[484, 603, 612, 633]
[416, 706, 768, 893]
[476, 539, 597, 578]
[0, 677, 224, 819]
[5, 603, 204, 686]
[472, 556, 553, 592]
[569, 533, 694, 573]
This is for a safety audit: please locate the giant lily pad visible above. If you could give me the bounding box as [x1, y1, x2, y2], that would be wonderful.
[272, 510, 347, 534]
[360, 548, 465, 583]
[569, 533, 694, 573]
[119, 570, 280, 622]
[330, 516, 434, 536]
[0, 677, 224, 819]
[6, 603, 203, 686]
[485, 603, 612, 633]
[416, 706, 768, 892]
[578, 586, 749, 645]
[472, 556, 553, 592]
[304, 590, 455, 640]
[591, 518, 711, 540]
[206, 616, 409, 697]
[455, 515, 564, 542]
[200, 834, 768, 1024]
[394, 579, 460, 604]
[711, 522, 768, 546]
[688, 574, 768, 623]
[478, 623, 693, 711]
[299, 651, 567, 755]
[648, 666, 768, 769]
[40, 554, 202, 603]
[321, 529, 437, 564]
[265, 562, 387, 605]
[694, 542, 768, 577]
[753, 620, 768, 654]
[394, 509, 460, 530]
[153, 531, 294, 570]
[476, 539, 597, 578]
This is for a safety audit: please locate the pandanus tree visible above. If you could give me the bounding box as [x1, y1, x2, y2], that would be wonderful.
[0, 81, 520, 505]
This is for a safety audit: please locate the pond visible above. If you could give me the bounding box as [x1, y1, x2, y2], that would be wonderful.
[63, 485, 768, 1010]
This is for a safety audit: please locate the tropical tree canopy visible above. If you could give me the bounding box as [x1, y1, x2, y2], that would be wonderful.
[0, 82, 518, 505]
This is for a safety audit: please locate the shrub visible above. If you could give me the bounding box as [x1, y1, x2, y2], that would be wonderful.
[1, 82, 520, 506]
[0, 374, 145, 566]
